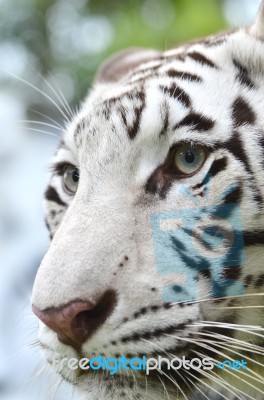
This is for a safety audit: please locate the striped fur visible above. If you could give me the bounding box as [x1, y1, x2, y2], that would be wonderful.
[32, 4, 264, 400]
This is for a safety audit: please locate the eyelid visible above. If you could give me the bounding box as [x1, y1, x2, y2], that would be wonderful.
[50, 162, 76, 176]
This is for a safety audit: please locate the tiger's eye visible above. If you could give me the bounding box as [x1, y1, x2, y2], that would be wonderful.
[63, 165, 79, 194]
[174, 145, 206, 175]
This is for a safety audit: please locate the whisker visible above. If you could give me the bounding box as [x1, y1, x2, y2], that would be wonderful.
[189, 362, 249, 400]
[19, 120, 63, 132]
[190, 335, 264, 382]
[170, 292, 264, 308]
[184, 368, 231, 400]
[157, 368, 189, 400]
[165, 333, 264, 396]
[25, 127, 60, 138]
[209, 305, 264, 310]
[194, 350, 260, 400]
[157, 374, 172, 400]
[48, 75, 75, 120]
[191, 321, 264, 338]
[195, 342, 264, 395]
[24, 60, 74, 121]
[207, 342, 264, 382]
[1, 68, 71, 123]
[185, 329, 264, 354]
[199, 320, 264, 330]
[187, 377, 211, 400]
[30, 108, 64, 129]
[142, 337, 189, 399]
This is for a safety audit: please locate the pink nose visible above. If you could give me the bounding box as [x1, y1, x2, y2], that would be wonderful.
[32, 290, 116, 350]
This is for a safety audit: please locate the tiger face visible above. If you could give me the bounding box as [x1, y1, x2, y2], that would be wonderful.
[32, 4, 264, 400]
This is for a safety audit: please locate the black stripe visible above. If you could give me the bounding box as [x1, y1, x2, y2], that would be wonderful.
[160, 102, 169, 136]
[225, 132, 251, 172]
[225, 132, 263, 205]
[117, 89, 146, 140]
[160, 84, 191, 108]
[204, 36, 227, 47]
[232, 96, 256, 127]
[187, 51, 217, 68]
[129, 92, 145, 139]
[174, 112, 215, 132]
[244, 275, 253, 287]
[191, 158, 227, 191]
[192, 174, 210, 191]
[74, 118, 86, 138]
[260, 136, 264, 170]
[166, 69, 202, 82]
[222, 266, 241, 280]
[233, 59, 255, 89]
[254, 274, 264, 288]
[44, 217, 53, 240]
[129, 63, 161, 78]
[226, 131, 252, 174]
[105, 88, 143, 107]
[243, 231, 264, 246]
[198, 269, 211, 280]
[45, 217, 51, 231]
[207, 157, 228, 177]
[145, 168, 172, 199]
[119, 321, 190, 344]
[222, 185, 242, 204]
[192, 160, 241, 204]
[127, 73, 157, 86]
[120, 105, 128, 127]
[156, 53, 185, 63]
[45, 186, 66, 207]
[58, 139, 66, 150]
[187, 30, 235, 48]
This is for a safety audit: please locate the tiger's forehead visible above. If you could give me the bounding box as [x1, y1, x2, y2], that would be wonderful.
[65, 28, 262, 159]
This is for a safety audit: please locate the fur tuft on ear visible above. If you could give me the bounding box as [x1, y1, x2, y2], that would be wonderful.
[94, 48, 160, 83]
[249, 0, 264, 39]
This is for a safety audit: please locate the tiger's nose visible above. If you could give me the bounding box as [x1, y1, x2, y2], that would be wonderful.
[32, 290, 117, 351]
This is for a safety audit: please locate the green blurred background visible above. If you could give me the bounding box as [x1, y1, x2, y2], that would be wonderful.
[0, 0, 260, 116]
[0, 0, 240, 115]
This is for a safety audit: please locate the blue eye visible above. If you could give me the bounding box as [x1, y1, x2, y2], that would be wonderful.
[174, 145, 206, 175]
[63, 165, 79, 194]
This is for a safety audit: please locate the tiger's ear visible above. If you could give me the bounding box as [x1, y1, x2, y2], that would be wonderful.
[249, 0, 264, 39]
[94, 48, 160, 83]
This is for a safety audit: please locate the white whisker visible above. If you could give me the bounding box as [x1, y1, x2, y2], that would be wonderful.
[30, 108, 64, 129]
[25, 127, 60, 138]
[1, 68, 71, 123]
[24, 60, 74, 121]
[19, 120, 63, 132]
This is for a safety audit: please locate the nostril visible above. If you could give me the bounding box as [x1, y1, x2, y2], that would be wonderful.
[32, 290, 117, 350]
[71, 290, 117, 343]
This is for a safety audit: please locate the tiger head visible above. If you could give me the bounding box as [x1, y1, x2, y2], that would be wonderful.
[32, 3, 264, 399]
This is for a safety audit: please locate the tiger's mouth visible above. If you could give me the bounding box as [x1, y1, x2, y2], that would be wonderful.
[52, 350, 215, 400]
[47, 343, 215, 390]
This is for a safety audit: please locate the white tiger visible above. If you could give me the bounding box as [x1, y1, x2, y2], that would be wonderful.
[32, 3, 264, 400]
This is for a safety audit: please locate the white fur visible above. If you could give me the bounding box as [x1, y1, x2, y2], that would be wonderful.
[32, 3, 264, 399]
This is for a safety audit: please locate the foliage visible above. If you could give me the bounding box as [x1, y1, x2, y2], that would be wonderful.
[0, 0, 227, 109]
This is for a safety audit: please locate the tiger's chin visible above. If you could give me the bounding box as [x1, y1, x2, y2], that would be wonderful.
[73, 380, 181, 400]
[53, 359, 192, 400]
[40, 332, 195, 400]
[44, 347, 187, 400]
[40, 336, 212, 400]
